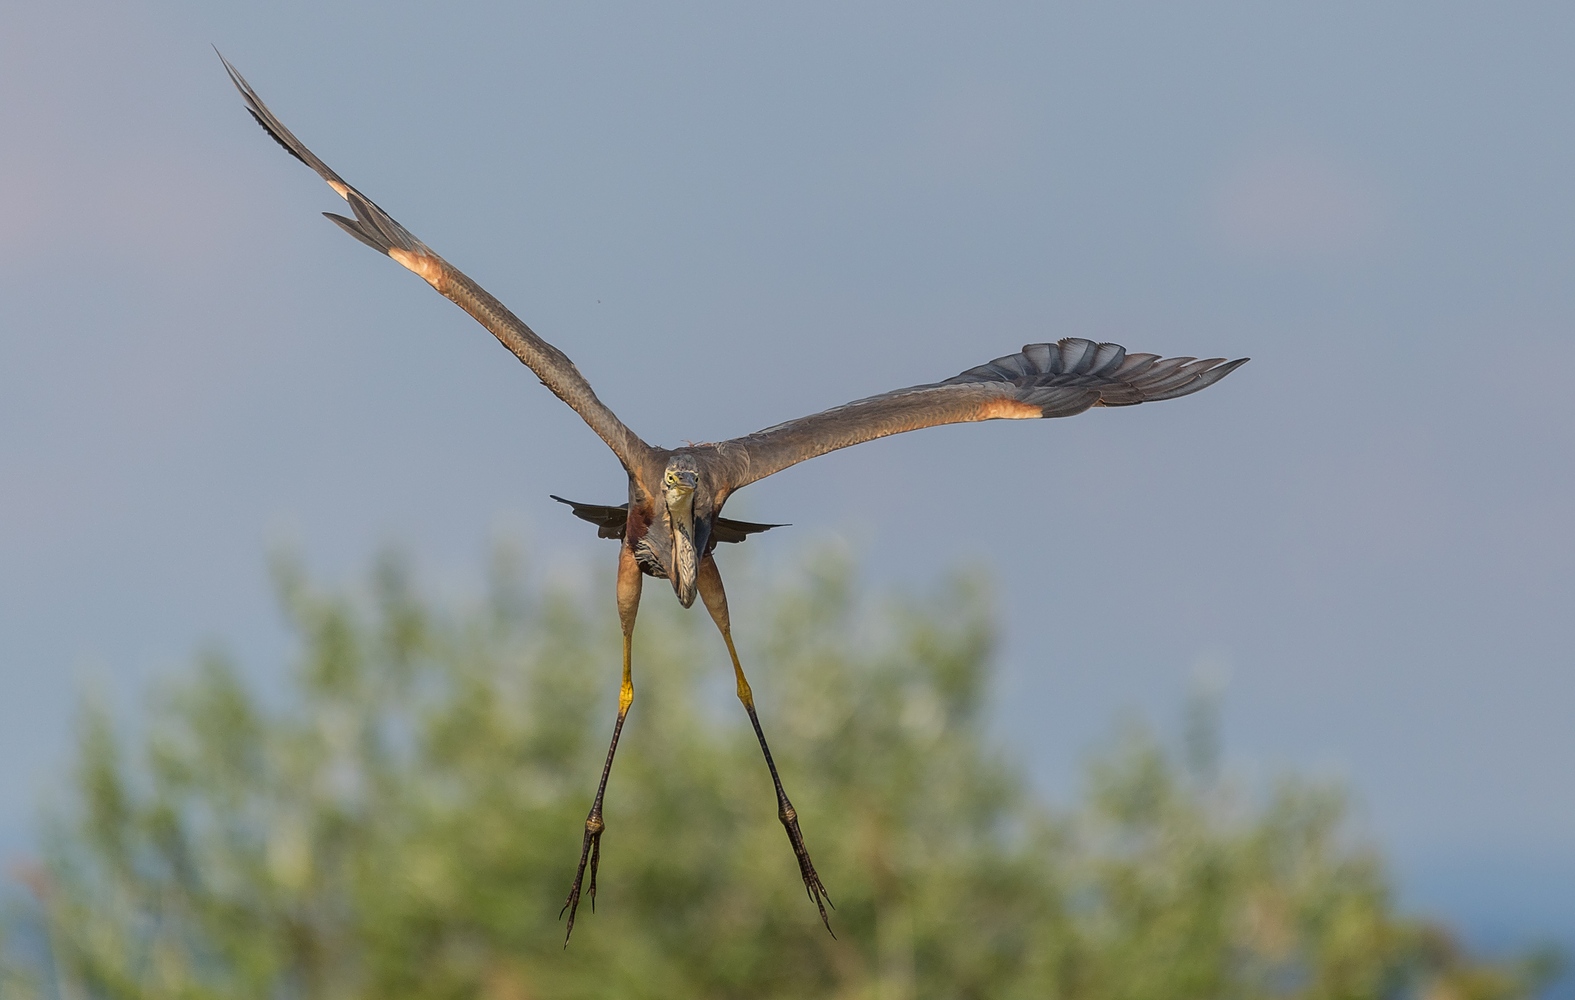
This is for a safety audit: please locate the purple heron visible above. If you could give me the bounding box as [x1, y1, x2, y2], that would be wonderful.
[222, 56, 1247, 942]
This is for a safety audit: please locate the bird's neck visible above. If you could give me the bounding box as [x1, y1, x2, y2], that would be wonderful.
[666, 492, 699, 605]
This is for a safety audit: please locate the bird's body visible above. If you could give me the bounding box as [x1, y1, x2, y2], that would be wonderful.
[222, 55, 1247, 943]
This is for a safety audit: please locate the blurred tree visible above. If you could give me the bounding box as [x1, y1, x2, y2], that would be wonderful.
[3, 550, 1555, 1000]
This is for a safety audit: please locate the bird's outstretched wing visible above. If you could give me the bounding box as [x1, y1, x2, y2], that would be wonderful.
[220, 55, 654, 476]
[714, 338, 1246, 490]
[550, 496, 785, 543]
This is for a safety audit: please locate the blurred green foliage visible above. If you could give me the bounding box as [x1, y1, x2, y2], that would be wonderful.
[4, 550, 1556, 999]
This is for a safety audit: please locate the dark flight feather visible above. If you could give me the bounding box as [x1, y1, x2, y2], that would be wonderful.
[550, 496, 785, 543]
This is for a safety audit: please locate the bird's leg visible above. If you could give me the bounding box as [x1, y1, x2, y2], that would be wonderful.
[697, 555, 834, 935]
[562, 546, 642, 944]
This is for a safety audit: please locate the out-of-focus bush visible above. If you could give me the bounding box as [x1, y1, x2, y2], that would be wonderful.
[4, 551, 1555, 999]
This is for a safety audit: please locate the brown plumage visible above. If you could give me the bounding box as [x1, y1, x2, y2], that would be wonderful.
[222, 54, 1248, 943]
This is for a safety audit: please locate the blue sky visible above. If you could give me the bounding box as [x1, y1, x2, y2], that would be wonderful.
[3, 0, 1573, 969]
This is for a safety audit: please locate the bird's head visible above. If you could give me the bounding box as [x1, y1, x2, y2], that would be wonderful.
[663, 455, 699, 502]
[663, 454, 707, 607]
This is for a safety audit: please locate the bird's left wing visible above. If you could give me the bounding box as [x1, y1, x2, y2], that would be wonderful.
[711, 338, 1246, 491]
[221, 56, 655, 477]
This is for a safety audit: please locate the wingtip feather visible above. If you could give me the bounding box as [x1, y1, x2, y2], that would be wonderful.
[324, 212, 390, 254]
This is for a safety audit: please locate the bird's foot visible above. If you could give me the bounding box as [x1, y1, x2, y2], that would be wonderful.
[560, 810, 604, 945]
[778, 797, 834, 936]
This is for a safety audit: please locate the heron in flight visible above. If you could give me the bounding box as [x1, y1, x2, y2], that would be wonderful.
[221, 56, 1247, 942]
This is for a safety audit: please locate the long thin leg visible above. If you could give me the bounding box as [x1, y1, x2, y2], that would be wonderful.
[561, 545, 643, 944]
[696, 555, 834, 935]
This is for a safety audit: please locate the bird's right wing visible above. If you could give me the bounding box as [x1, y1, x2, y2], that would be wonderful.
[221, 56, 655, 477]
[713, 338, 1246, 490]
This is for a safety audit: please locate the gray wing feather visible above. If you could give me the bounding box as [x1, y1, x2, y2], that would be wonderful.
[714, 338, 1246, 490]
[220, 54, 655, 478]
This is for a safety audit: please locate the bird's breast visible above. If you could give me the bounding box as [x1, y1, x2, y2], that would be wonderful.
[633, 539, 667, 579]
[625, 507, 669, 579]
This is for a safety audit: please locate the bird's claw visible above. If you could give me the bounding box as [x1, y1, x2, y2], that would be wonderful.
[560, 812, 604, 945]
[778, 800, 834, 936]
